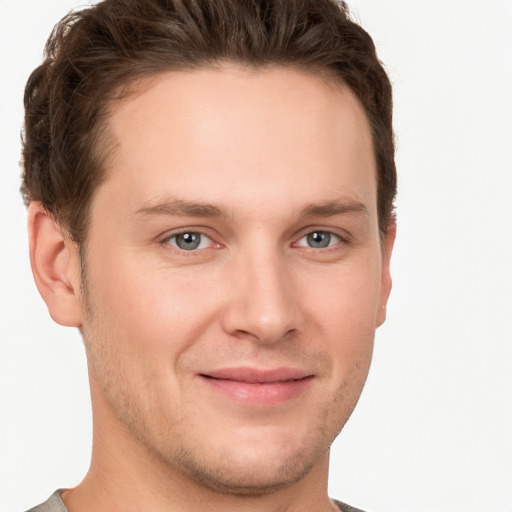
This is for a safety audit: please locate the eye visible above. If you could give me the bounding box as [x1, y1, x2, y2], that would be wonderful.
[165, 232, 212, 251]
[295, 231, 341, 249]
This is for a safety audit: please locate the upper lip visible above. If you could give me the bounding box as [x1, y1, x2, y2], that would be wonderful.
[200, 367, 312, 384]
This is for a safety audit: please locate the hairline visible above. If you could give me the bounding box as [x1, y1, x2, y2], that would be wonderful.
[80, 60, 385, 244]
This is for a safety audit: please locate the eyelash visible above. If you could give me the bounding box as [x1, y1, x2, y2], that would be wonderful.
[293, 231, 343, 250]
[161, 230, 217, 252]
[159, 228, 348, 254]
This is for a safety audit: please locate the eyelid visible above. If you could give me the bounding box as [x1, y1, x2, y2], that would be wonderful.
[159, 227, 221, 251]
[291, 226, 351, 247]
[294, 231, 341, 249]
[157, 225, 350, 253]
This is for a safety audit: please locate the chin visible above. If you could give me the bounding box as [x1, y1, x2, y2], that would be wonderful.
[154, 421, 332, 496]
[173, 446, 321, 496]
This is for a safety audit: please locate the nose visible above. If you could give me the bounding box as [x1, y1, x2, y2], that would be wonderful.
[220, 249, 302, 344]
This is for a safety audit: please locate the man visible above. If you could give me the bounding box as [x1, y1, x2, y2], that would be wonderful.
[21, 0, 396, 510]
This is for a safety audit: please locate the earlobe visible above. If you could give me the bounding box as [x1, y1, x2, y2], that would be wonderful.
[376, 219, 397, 327]
[28, 202, 83, 327]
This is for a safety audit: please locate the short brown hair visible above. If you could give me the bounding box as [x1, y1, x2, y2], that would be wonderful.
[21, 0, 396, 245]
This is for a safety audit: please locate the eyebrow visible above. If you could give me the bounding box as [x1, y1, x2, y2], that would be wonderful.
[299, 199, 368, 219]
[133, 199, 226, 219]
[133, 197, 368, 220]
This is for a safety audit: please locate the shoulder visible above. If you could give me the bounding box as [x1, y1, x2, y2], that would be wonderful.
[333, 499, 368, 512]
[23, 492, 363, 512]
[24, 491, 68, 512]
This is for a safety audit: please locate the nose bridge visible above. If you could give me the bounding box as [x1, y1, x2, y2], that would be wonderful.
[222, 242, 299, 343]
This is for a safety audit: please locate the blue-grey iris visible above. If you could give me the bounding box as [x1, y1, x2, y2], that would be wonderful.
[175, 232, 202, 250]
[307, 231, 331, 248]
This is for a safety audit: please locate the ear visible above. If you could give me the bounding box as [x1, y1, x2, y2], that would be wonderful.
[376, 219, 396, 327]
[27, 202, 83, 327]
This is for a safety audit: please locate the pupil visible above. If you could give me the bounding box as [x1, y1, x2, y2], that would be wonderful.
[176, 232, 200, 250]
[307, 231, 330, 248]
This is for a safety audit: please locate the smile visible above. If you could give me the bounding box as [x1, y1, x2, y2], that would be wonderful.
[199, 367, 314, 406]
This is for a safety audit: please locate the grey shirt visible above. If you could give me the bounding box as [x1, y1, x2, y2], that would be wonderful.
[25, 490, 367, 512]
[25, 491, 67, 512]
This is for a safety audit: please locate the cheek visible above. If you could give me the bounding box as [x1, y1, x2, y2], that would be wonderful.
[302, 259, 382, 333]
[85, 253, 223, 359]
[299, 259, 381, 378]
[80, 259, 207, 417]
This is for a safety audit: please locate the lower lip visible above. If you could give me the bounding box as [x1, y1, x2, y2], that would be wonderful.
[200, 376, 313, 406]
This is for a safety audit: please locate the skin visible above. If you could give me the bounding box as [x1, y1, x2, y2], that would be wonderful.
[29, 65, 395, 512]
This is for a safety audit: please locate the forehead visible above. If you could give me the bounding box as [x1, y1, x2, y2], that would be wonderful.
[99, 65, 377, 220]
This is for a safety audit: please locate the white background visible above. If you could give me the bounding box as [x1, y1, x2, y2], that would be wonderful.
[1, 1, 511, 511]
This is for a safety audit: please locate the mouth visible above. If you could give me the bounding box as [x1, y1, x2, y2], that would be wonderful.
[198, 367, 314, 406]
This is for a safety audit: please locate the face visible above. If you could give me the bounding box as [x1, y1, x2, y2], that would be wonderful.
[77, 66, 393, 494]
